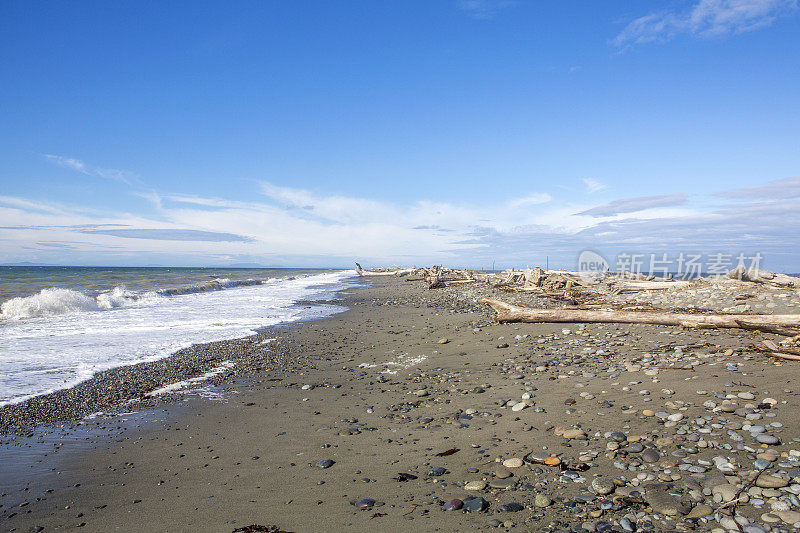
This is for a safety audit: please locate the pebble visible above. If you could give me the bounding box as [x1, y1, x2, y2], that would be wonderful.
[756, 434, 780, 445]
[502, 458, 524, 468]
[591, 478, 615, 495]
[465, 480, 487, 491]
[534, 494, 551, 507]
[488, 479, 515, 489]
[562, 429, 587, 440]
[316, 459, 335, 468]
[499, 502, 524, 512]
[712, 483, 740, 503]
[443, 498, 462, 510]
[462, 496, 489, 512]
[494, 467, 512, 479]
[775, 510, 800, 523]
[620, 516, 636, 531]
[645, 489, 690, 516]
[756, 475, 789, 488]
[641, 449, 660, 463]
[687, 503, 713, 518]
[355, 497, 376, 509]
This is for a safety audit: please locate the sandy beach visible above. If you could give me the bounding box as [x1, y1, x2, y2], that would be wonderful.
[2, 277, 800, 532]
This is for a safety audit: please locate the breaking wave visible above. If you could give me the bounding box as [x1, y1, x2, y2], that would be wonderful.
[0, 277, 282, 320]
[0, 288, 99, 319]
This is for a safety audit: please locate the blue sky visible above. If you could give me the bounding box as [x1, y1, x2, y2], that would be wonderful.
[1, 0, 799, 270]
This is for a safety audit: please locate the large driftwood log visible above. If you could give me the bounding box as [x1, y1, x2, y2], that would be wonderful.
[611, 280, 693, 293]
[480, 297, 800, 333]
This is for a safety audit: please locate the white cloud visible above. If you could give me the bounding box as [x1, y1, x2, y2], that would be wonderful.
[613, 0, 797, 46]
[3, 178, 799, 270]
[577, 193, 688, 217]
[44, 155, 87, 173]
[457, 0, 516, 20]
[507, 193, 552, 209]
[135, 190, 163, 209]
[582, 178, 607, 194]
[718, 175, 800, 199]
[44, 154, 136, 185]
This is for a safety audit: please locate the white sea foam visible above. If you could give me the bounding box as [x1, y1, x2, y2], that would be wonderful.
[145, 360, 236, 396]
[0, 270, 356, 405]
[0, 288, 100, 319]
[0, 277, 286, 321]
[358, 353, 428, 375]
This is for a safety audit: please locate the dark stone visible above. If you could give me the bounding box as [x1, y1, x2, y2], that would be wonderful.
[462, 496, 489, 512]
[443, 498, 463, 511]
[355, 497, 376, 510]
[500, 502, 525, 512]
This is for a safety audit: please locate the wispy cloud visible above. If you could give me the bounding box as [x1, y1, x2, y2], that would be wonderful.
[508, 193, 552, 209]
[613, 0, 797, 47]
[457, 0, 516, 20]
[576, 193, 688, 217]
[135, 190, 164, 209]
[582, 178, 607, 194]
[44, 154, 137, 185]
[718, 175, 800, 199]
[82, 228, 253, 242]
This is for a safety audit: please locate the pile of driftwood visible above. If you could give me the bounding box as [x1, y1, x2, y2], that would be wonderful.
[356, 263, 483, 289]
[356, 262, 800, 299]
[726, 266, 800, 288]
[356, 262, 800, 359]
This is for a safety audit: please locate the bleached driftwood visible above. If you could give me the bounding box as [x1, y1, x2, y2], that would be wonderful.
[355, 263, 415, 277]
[611, 280, 693, 293]
[480, 297, 800, 334]
[727, 266, 800, 288]
[752, 340, 800, 361]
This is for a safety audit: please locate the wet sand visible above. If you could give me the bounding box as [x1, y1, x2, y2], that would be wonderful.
[2, 278, 799, 532]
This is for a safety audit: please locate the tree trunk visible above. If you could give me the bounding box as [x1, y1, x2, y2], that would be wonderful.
[480, 297, 800, 333]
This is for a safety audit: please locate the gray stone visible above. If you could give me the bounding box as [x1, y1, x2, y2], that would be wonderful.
[591, 478, 616, 495]
[756, 434, 780, 445]
[534, 494, 551, 507]
[641, 448, 660, 463]
[499, 502, 525, 512]
[620, 516, 636, 532]
[463, 496, 489, 512]
[355, 497, 376, 509]
[645, 490, 690, 516]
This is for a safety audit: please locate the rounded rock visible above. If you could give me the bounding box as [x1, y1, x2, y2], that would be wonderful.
[591, 478, 616, 495]
[443, 498, 463, 511]
[355, 497, 376, 509]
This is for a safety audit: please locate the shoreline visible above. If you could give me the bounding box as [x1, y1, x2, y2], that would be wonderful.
[2, 277, 800, 532]
[0, 280, 363, 436]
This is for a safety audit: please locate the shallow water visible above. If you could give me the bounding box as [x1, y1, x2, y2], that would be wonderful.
[0, 267, 357, 404]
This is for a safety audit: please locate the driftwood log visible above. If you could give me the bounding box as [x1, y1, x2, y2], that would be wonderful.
[611, 280, 693, 293]
[480, 297, 800, 334]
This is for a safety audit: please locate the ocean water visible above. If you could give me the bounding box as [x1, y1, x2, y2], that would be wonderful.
[0, 267, 358, 405]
